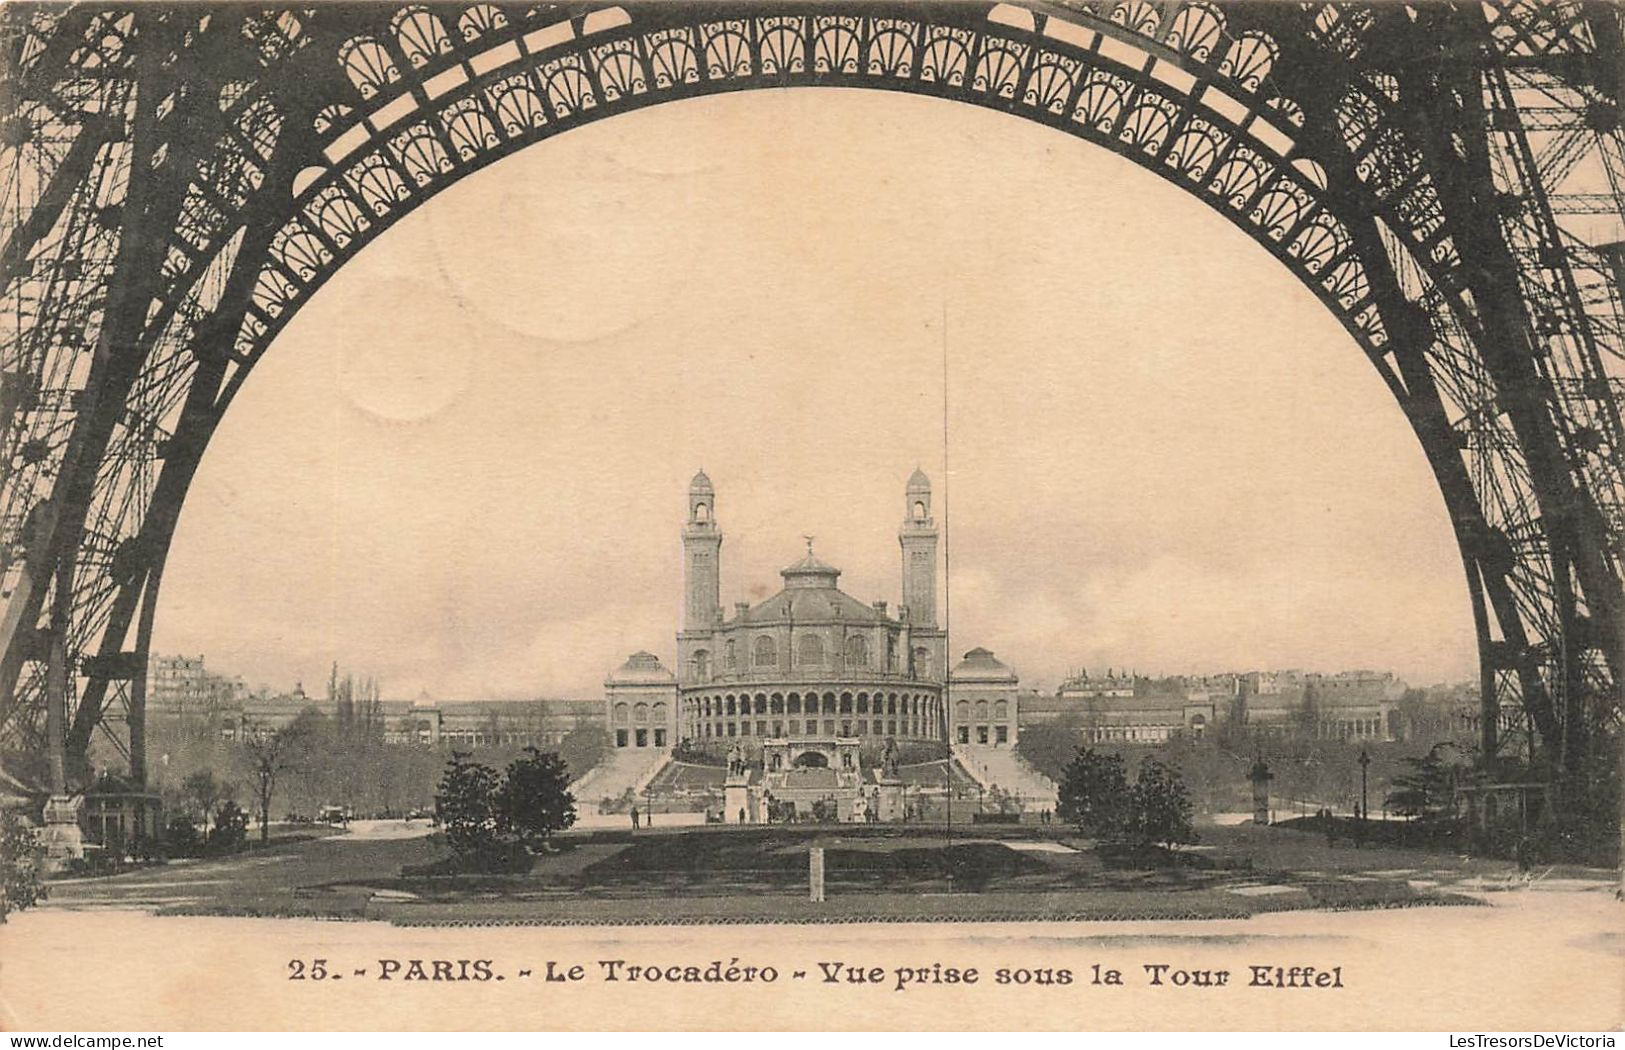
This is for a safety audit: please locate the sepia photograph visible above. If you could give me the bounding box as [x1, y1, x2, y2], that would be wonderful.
[0, 0, 1621, 1035]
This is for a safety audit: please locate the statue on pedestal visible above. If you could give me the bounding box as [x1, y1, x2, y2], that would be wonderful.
[881, 737, 899, 779]
[727, 743, 746, 777]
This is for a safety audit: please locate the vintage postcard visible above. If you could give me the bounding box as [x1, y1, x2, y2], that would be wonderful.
[0, 0, 1622, 1034]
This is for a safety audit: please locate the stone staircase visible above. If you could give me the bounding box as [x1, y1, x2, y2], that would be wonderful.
[952, 743, 1056, 810]
[570, 747, 671, 806]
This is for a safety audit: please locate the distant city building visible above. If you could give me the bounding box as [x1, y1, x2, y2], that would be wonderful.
[1027, 673, 1212, 743]
[145, 654, 246, 722]
[1021, 668, 1411, 744]
[406, 698, 603, 748]
[1237, 670, 1404, 740]
[144, 658, 602, 749]
[1057, 668, 1136, 701]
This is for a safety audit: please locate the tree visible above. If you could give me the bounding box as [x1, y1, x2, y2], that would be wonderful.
[180, 769, 234, 826]
[0, 810, 46, 921]
[240, 724, 304, 844]
[1294, 681, 1321, 740]
[1131, 758, 1197, 849]
[557, 725, 609, 779]
[435, 751, 503, 859]
[496, 747, 577, 850]
[1014, 716, 1090, 783]
[1386, 743, 1468, 823]
[1056, 748, 1133, 840]
[1395, 687, 1430, 743]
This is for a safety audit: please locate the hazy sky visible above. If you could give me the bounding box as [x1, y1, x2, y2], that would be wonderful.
[154, 89, 1477, 700]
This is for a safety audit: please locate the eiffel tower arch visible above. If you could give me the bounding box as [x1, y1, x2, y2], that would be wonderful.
[2, 2, 1621, 810]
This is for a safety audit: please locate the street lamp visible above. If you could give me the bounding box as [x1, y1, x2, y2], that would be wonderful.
[1358, 749, 1371, 823]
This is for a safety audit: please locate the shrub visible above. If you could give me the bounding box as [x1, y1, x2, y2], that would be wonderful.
[165, 815, 204, 858]
[1131, 758, 1197, 849]
[0, 810, 46, 921]
[1057, 748, 1198, 853]
[434, 748, 580, 872]
[205, 801, 249, 854]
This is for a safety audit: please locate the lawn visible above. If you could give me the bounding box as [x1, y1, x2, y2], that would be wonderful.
[49, 818, 1495, 925]
[274, 823, 1477, 924]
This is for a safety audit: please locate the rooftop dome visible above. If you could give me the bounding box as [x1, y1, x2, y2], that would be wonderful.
[689, 469, 713, 493]
[907, 467, 931, 492]
[780, 551, 841, 589]
[950, 647, 1018, 682]
[608, 650, 676, 684]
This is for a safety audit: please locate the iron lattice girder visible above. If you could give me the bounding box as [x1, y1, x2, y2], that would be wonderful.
[0, 1, 1621, 790]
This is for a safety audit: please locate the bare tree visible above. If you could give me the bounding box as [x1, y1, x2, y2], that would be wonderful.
[240, 723, 303, 844]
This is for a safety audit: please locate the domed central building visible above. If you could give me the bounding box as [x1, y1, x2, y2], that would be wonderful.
[604, 474, 1020, 819]
[604, 470, 1020, 781]
[676, 467, 946, 749]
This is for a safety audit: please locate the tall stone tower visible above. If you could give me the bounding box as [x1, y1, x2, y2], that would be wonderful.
[899, 468, 938, 629]
[683, 470, 722, 631]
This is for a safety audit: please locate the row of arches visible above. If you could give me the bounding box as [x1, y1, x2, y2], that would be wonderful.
[688, 689, 936, 718]
[954, 698, 1011, 723]
[682, 688, 943, 741]
[1312, 716, 1388, 742]
[611, 700, 669, 725]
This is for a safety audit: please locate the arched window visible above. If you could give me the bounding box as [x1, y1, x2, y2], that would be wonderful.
[753, 635, 777, 668]
[993, 699, 1008, 721]
[913, 499, 927, 522]
[695, 501, 709, 522]
[634, 702, 649, 724]
[956, 700, 970, 723]
[913, 646, 931, 677]
[691, 649, 710, 679]
[975, 700, 989, 723]
[614, 702, 630, 724]
[798, 634, 825, 667]
[652, 702, 667, 724]
[845, 635, 869, 669]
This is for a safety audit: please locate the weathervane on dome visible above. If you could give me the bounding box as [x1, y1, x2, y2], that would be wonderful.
[803, 534, 815, 556]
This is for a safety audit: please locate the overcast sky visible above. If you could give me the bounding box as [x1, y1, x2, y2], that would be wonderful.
[153, 89, 1477, 700]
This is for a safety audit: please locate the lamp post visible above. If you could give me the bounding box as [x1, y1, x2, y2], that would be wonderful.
[1358, 749, 1371, 823]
